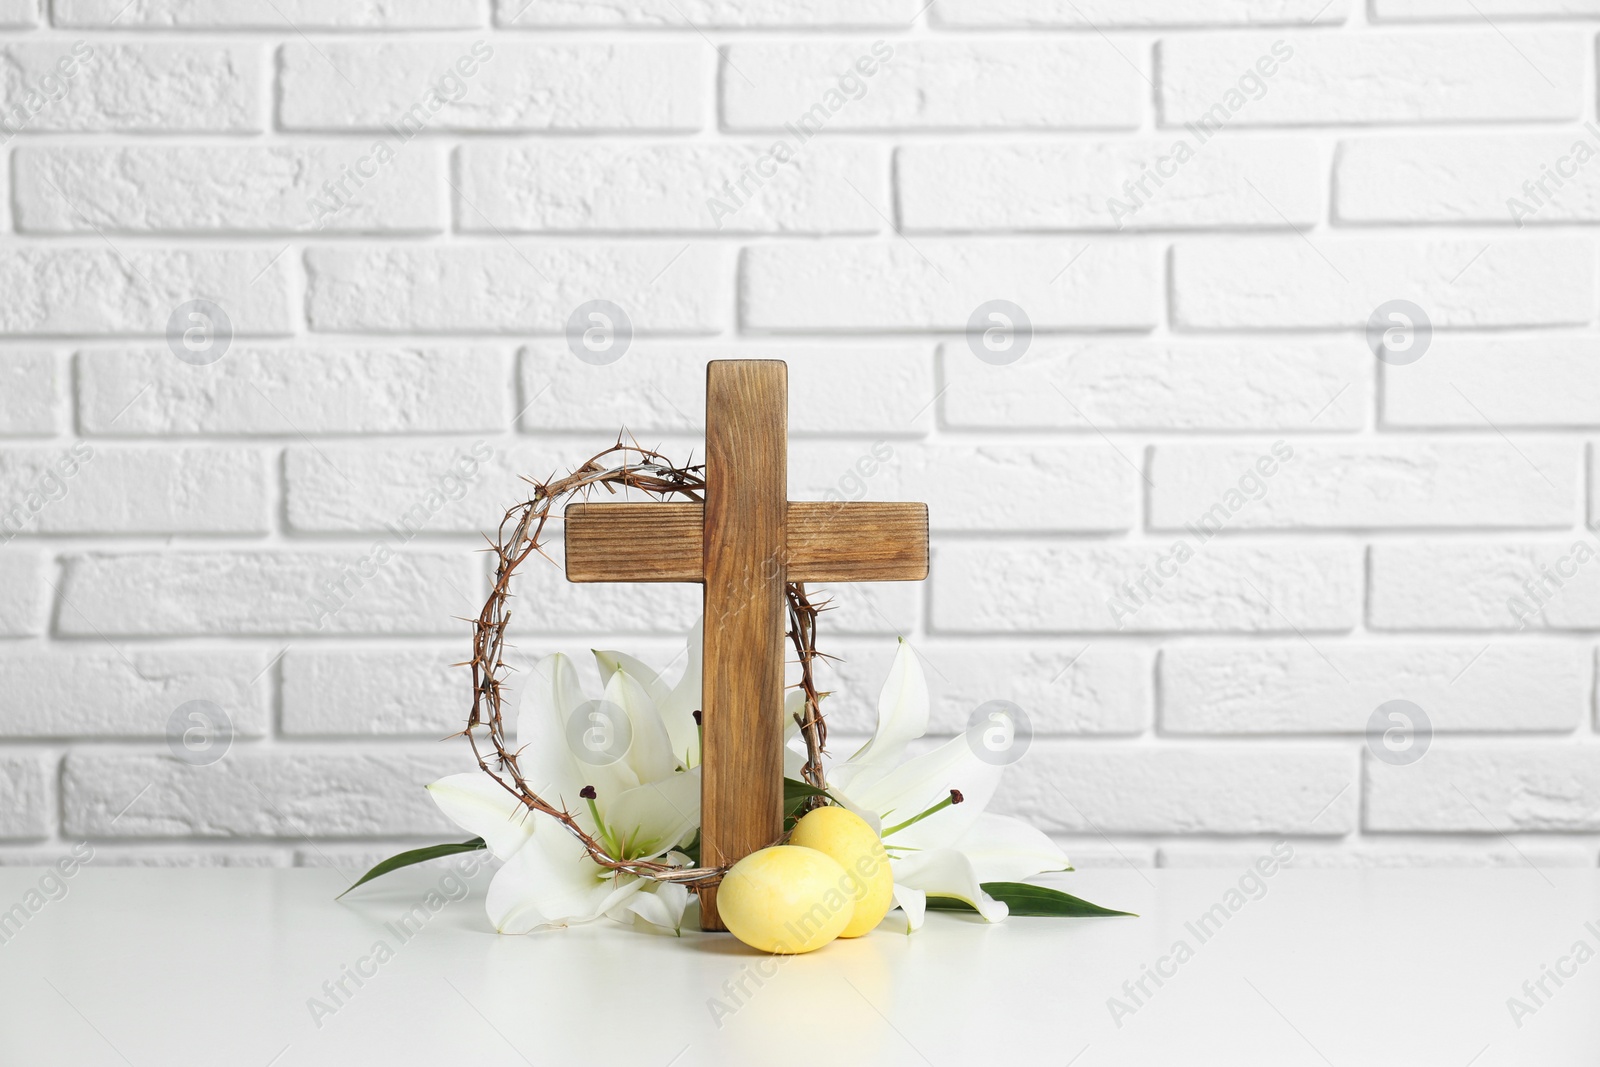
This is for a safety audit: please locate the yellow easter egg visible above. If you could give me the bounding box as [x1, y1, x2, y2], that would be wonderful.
[717, 845, 853, 954]
[789, 806, 894, 938]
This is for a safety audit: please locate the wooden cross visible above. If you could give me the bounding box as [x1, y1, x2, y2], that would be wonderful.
[563, 360, 928, 931]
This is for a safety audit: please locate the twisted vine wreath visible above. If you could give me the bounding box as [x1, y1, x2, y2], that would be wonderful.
[459, 438, 831, 889]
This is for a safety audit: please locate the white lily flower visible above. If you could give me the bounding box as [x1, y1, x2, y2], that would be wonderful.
[820, 639, 1071, 931]
[427, 628, 704, 935]
[427, 623, 1067, 937]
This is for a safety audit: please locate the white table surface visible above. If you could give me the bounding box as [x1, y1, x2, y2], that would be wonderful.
[2, 865, 1595, 1066]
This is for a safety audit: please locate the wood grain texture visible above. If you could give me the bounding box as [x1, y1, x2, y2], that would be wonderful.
[786, 501, 929, 582]
[563, 502, 703, 582]
[564, 501, 928, 583]
[698, 360, 787, 932]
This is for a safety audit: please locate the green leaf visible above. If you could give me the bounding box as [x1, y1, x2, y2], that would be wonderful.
[784, 776, 827, 805]
[924, 881, 1136, 918]
[337, 838, 487, 899]
[783, 777, 832, 827]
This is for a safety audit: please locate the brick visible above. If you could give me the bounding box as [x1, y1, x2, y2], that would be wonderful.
[280, 41, 703, 131]
[0, 0, 36, 27]
[934, 0, 1347, 25]
[997, 744, 1357, 834]
[1172, 237, 1595, 329]
[497, 0, 918, 25]
[283, 647, 477, 736]
[0, 551, 44, 635]
[1370, 540, 1600, 630]
[63, 750, 464, 838]
[742, 241, 1158, 331]
[0, 754, 51, 838]
[936, 542, 1360, 634]
[0, 42, 261, 133]
[519, 345, 935, 435]
[281, 643, 623, 738]
[800, 581, 918, 636]
[0, 649, 269, 738]
[55, 0, 484, 26]
[505, 544, 706, 634]
[1158, 31, 1582, 127]
[15, 145, 443, 234]
[531, 541, 697, 634]
[1159, 844, 1594, 867]
[78, 348, 508, 436]
[0, 846, 290, 867]
[1365, 747, 1600, 831]
[1055, 844, 1157, 868]
[791, 441, 1139, 532]
[107, 850, 291, 867]
[0, 446, 267, 535]
[0, 352, 58, 435]
[305, 245, 726, 334]
[1382, 338, 1600, 428]
[0, 249, 292, 337]
[1150, 441, 1576, 530]
[1372, 0, 1600, 19]
[57, 551, 481, 636]
[1161, 643, 1588, 733]
[723, 41, 1143, 131]
[942, 340, 1367, 431]
[899, 139, 1321, 231]
[284, 439, 541, 534]
[820, 640, 1150, 736]
[1593, 445, 1600, 528]
[458, 141, 881, 234]
[1338, 134, 1600, 225]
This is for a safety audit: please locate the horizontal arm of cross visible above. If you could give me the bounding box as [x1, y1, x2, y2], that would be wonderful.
[563, 501, 928, 584]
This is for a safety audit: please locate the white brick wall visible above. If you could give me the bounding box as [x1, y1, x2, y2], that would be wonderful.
[14, 145, 445, 233]
[1172, 236, 1595, 328]
[1, 4, 1597, 871]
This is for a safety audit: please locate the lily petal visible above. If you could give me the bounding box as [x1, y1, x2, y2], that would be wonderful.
[658, 620, 703, 768]
[520, 652, 587, 741]
[610, 879, 690, 934]
[593, 648, 670, 707]
[602, 667, 677, 785]
[893, 848, 1009, 924]
[602, 768, 701, 859]
[783, 689, 807, 781]
[950, 813, 1070, 884]
[892, 883, 927, 932]
[515, 653, 590, 801]
[849, 734, 1002, 852]
[485, 811, 644, 933]
[838, 639, 928, 787]
[425, 773, 535, 861]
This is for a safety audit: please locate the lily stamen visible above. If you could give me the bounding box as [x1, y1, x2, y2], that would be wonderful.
[578, 786, 617, 853]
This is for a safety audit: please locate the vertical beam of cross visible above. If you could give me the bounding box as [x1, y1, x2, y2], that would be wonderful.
[698, 360, 787, 931]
